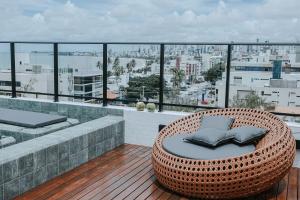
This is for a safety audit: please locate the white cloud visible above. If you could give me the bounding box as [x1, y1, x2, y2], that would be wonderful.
[0, 0, 299, 42]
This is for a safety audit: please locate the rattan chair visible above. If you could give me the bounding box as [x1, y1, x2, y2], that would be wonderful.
[152, 108, 296, 199]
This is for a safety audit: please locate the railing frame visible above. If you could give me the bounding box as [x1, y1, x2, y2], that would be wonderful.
[1, 41, 300, 117]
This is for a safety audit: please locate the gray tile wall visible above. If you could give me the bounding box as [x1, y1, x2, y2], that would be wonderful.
[0, 97, 123, 123]
[0, 115, 124, 200]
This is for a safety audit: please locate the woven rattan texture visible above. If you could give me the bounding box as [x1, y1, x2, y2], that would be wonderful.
[152, 108, 296, 199]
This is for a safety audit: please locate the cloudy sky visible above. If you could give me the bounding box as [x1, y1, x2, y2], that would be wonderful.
[0, 0, 299, 42]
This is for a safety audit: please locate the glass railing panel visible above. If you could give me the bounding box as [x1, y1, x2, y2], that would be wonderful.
[163, 45, 228, 111]
[58, 44, 103, 104]
[0, 43, 12, 97]
[107, 44, 160, 109]
[228, 45, 300, 119]
[15, 43, 54, 100]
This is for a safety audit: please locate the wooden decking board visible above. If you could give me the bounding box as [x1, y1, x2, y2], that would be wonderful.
[89, 162, 153, 199]
[276, 174, 289, 200]
[68, 151, 152, 200]
[120, 175, 156, 200]
[16, 144, 300, 200]
[298, 169, 300, 200]
[264, 182, 280, 200]
[17, 144, 138, 200]
[145, 187, 165, 200]
[48, 148, 152, 200]
[135, 182, 160, 200]
[38, 145, 145, 200]
[287, 168, 298, 200]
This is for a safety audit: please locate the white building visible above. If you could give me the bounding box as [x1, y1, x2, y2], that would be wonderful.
[0, 52, 103, 102]
[216, 62, 300, 108]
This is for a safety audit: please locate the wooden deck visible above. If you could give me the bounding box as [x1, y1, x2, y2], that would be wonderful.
[16, 144, 299, 200]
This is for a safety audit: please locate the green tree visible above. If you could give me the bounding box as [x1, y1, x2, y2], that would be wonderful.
[113, 57, 120, 69]
[203, 63, 225, 84]
[108, 57, 112, 65]
[171, 68, 185, 88]
[231, 92, 266, 109]
[112, 57, 123, 85]
[107, 70, 113, 77]
[125, 74, 160, 100]
[170, 68, 185, 94]
[126, 59, 136, 73]
[96, 61, 102, 70]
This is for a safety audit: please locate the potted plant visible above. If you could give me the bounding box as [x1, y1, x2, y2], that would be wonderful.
[136, 102, 145, 111]
[146, 103, 156, 112]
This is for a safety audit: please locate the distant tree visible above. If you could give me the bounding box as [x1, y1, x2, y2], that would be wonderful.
[114, 66, 124, 85]
[107, 70, 113, 77]
[125, 74, 161, 100]
[21, 78, 37, 97]
[113, 57, 120, 68]
[96, 61, 102, 70]
[108, 57, 112, 65]
[112, 57, 123, 85]
[231, 92, 266, 109]
[170, 68, 185, 94]
[203, 63, 225, 84]
[126, 59, 136, 79]
[130, 59, 136, 69]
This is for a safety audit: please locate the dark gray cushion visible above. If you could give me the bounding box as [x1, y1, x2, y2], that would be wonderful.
[201, 116, 234, 130]
[227, 126, 268, 145]
[162, 134, 255, 160]
[184, 128, 232, 147]
[0, 108, 67, 128]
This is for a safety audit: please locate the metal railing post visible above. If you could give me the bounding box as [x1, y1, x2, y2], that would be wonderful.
[103, 43, 108, 106]
[10, 43, 16, 98]
[225, 44, 232, 108]
[53, 43, 59, 102]
[159, 44, 165, 112]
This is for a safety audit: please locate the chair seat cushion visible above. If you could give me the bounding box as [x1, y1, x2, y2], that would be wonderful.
[162, 134, 255, 160]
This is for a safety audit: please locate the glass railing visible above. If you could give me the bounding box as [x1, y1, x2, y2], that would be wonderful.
[0, 41, 299, 119]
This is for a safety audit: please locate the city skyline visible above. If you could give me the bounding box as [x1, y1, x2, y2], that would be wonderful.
[0, 0, 299, 42]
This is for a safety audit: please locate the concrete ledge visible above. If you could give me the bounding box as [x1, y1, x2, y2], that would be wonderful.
[0, 115, 124, 200]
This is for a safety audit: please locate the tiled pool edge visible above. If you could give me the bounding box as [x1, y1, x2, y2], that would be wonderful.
[0, 97, 123, 123]
[0, 114, 124, 199]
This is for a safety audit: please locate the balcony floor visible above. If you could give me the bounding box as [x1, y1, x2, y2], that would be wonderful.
[16, 144, 298, 200]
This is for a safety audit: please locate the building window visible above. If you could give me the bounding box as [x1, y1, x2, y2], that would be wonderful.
[233, 76, 242, 84]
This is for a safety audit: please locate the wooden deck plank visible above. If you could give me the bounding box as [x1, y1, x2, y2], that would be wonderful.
[16, 144, 299, 200]
[265, 182, 280, 200]
[298, 169, 300, 200]
[89, 163, 153, 199]
[276, 174, 289, 200]
[16, 144, 138, 200]
[49, 148, 152, 200]
[145, 187, 165, 200]
[135, 183, 160, 200]
[114, 174, 156, 200]
[287, 168, 298, 200]
[40, 145, 147, 200]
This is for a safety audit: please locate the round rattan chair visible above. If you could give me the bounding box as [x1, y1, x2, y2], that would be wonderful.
[152, 108, 296, 199]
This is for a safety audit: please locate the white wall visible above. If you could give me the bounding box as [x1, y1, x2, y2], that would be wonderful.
[122, 109, 188, 147]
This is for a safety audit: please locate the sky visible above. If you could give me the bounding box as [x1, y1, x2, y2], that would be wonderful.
[0, 0, 299, 42]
